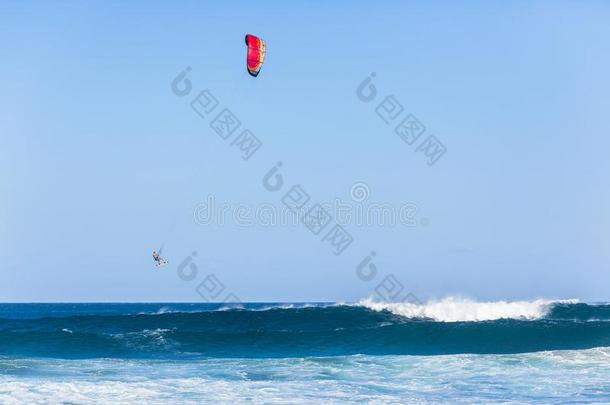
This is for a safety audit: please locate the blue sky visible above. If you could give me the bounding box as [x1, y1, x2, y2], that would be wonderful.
[1, 1, 609, 302]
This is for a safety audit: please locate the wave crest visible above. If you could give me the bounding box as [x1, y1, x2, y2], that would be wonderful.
[359, 297, 579, 322]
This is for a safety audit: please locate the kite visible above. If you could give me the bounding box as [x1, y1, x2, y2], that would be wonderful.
[245, 34, 266, 77]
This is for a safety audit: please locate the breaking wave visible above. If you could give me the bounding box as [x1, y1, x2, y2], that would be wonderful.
[358, 297, 579, 322]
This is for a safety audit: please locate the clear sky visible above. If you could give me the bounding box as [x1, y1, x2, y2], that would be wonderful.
[1, 1, 609, 302]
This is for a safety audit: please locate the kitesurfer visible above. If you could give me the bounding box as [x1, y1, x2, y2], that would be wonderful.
[152, 251, 167, 266]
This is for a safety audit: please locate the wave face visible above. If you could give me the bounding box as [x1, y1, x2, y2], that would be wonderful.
[0, 301, 609, 359]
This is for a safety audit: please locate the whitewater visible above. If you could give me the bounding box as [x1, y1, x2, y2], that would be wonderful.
[358, 296, 580, 322]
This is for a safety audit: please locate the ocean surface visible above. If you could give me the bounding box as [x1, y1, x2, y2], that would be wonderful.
[1, 300, 609, 404]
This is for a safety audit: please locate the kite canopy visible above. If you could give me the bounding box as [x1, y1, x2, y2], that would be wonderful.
[245, 34, 266, 77]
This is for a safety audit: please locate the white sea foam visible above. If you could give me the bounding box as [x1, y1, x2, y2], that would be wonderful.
[359, 297, 579, 322]
[1, 349, 609, 404]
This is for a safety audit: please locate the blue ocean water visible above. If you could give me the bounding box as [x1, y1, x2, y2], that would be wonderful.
[1, 301, 609, 403]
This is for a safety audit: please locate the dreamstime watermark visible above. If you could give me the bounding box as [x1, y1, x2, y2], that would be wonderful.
[193, 187, 425, 228]
[350, 181, 370, 202]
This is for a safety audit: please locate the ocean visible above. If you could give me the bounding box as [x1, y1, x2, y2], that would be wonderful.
[1, 300, 609, 404]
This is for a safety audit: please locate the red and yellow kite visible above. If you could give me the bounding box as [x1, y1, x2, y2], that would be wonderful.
[245, 34, 266, 77]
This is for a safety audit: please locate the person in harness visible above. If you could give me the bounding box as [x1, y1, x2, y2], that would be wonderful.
[152, 250, 168, 266]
